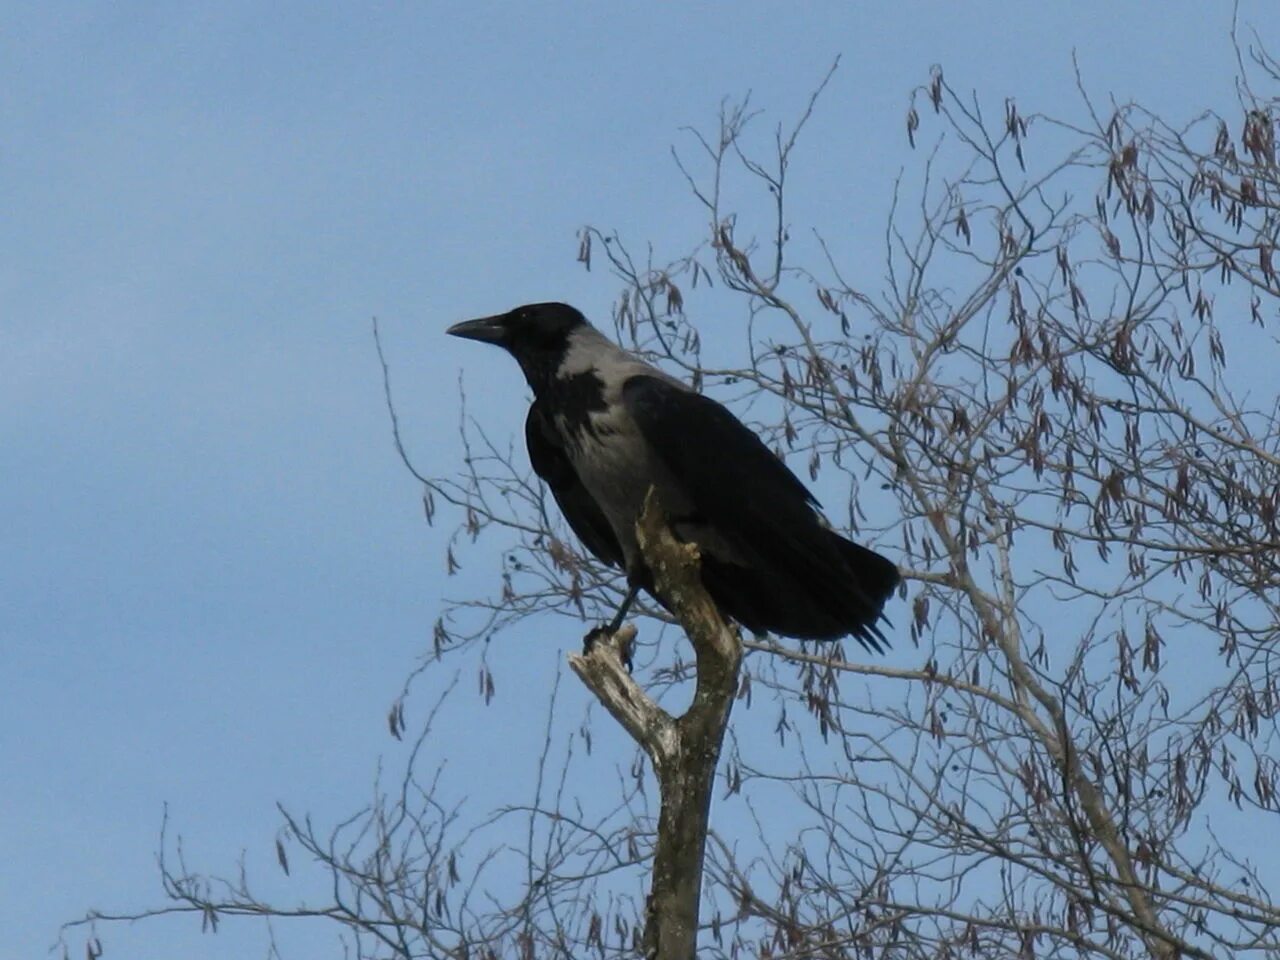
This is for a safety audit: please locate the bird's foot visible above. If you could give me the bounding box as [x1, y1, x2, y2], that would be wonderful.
[581, 624, 636, 673]
[582, 625, 612, 654]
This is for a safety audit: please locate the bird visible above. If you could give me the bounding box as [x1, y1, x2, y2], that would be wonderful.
[447, 301, 899, 653]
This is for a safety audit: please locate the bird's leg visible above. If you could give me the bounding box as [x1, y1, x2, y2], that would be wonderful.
[607, 582, 640, 633]
[582, 582, 642, 669]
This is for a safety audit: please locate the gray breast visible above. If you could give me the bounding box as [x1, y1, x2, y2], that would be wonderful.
[551, 341, 695, 569]
[557, 405, 656, 567]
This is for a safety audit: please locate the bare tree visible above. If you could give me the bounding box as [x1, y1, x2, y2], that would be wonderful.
[67, 26, 1280, 960]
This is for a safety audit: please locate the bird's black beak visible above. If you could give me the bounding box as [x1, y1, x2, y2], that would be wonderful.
[446, 314, 508, 345]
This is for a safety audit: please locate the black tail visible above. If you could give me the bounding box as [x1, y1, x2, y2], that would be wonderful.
[833, 533, 901, 619]
[698, 529, 899, 652]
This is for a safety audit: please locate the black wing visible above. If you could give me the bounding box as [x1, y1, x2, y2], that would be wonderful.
[525, 400, 624, 569]
[621, 374, 898, 650]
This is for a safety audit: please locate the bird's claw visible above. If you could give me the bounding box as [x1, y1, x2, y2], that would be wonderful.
[581, 624, 635, 673]
[582, 625, 612, 654]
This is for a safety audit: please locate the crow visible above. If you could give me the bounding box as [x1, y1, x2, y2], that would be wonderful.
[447, 301, 899, 652]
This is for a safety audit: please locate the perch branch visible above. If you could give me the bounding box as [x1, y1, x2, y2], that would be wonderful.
[568, 489, 743, 960]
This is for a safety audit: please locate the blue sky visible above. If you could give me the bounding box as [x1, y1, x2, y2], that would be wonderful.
[3, 3, 1268, 957]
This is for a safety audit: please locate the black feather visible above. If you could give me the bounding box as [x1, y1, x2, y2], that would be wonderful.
[622, 374, 898, 651]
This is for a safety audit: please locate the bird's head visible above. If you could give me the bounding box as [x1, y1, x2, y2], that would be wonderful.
[447, 302, 589, 387]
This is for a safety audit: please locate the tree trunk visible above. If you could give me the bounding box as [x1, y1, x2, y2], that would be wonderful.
[569, 490, 742, 960]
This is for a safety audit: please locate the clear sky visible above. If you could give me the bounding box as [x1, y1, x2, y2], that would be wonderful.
[3, 3, 1268, 957]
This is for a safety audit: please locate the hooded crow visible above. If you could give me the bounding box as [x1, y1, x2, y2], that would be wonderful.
[447, 302, 899, 652]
